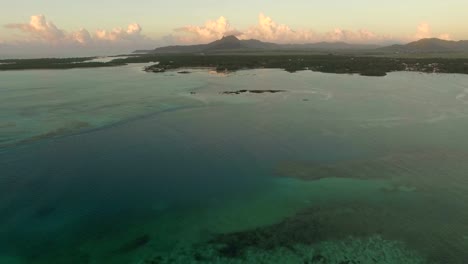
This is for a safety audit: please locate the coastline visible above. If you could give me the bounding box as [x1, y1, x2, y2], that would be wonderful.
[2, 54, 468, 77]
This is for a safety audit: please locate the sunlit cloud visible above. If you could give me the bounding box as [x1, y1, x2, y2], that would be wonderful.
[95, 23, 145, 42]
[413, 22, 451, 41]
[323, 28, 388, 43]
[438, 34, 452, 41]
[240, 13, 316, 43]
[70, 28, 93, 44]
[1, 13, 458, 57]
[414, 23, 432, 40]
[170, 13, 393, 45]
[173, 16, 241, 44]
[5, 15, 66, 44]
[4, 15, 153, 49]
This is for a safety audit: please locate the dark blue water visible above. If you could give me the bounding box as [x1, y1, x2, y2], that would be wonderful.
[0, 94, 369, 263]
[0, 113, 267, 254]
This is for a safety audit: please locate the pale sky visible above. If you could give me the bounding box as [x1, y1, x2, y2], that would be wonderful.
[1, 0, 467, 57]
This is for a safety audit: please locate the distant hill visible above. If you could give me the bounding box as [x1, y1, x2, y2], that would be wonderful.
[281, 42, 379, 50]
[134, 36, 468, 55]
[380, 38, 468, 53]
[134, 35, 380, 54]
[135, 36, 278, 54]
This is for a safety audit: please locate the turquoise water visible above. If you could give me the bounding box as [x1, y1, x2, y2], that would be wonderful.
[1, 66, 468, 263]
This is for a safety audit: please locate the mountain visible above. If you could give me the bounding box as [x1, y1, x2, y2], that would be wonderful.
[134, 36, 468, 55]
[135, 35, 379, 54]
[281, 42, 379, 50]
[135, 36, 277, 54]
[380, 38, 468, 53]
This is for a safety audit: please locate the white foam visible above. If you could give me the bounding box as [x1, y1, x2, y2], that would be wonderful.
[455, 88, 468, 103]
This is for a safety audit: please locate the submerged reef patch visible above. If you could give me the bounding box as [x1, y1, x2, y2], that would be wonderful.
[206, 201, 466, 263]
[115, 234, 151, 254]
[16, 121, 91, 146]
[141, 200, 467, 263]
[276, 149, 468, 193]
[33, 206, 56, 218]
[143, 236, 427, 264]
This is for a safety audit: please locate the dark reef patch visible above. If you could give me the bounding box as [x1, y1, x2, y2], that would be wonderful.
[33, 206, 56, 218]
[276, 149, 468, 193]
[115, 234, 151, 254]
[16, 121, 91, 146]
[205, 202, 467, 263]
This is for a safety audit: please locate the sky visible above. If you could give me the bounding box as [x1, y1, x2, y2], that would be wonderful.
[1, 0, 467, 57]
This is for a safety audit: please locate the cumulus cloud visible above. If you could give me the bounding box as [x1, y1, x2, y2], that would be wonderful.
[413, 22, 451, 40]
[2, 13, 458, 57]
[438, 33, 452, 41]
[171, 13, 392, 44]
[5, 15, 66, 43]
[95, 23, 144, 41]
[414, 23, 432, 39]
[323, 28, 386, 43]
[70, 28, 93, 44]
[173, 16, 241, 43]
[4, 15, 152, 50]
[240, 13, 316, 43]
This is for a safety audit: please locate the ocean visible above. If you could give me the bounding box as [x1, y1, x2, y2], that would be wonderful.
[1, 65, 468, 263]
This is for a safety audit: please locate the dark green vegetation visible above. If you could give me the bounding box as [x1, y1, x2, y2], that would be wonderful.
[142, 54, 468, 76]
[142, 54, 401, 76]
[2, 51, 468, 77]
[0, 57, 128, 70]
[2, 36, 468, 74]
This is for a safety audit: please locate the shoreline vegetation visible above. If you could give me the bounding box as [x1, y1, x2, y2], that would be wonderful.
[1, 53, 468, 77]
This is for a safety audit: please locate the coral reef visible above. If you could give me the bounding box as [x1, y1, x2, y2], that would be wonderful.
[276, 149, 468, 193]
[143, 236, 427, 264]
[116, 234, 151, 254]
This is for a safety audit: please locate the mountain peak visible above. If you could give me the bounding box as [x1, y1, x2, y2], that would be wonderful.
[205, 35, 243, 50]
[221, 35, 240, 41]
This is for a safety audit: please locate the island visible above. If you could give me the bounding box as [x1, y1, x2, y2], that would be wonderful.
[2, 37, 468, 77]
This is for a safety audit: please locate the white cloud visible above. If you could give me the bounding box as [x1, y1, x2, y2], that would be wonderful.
[438, 33, 452, 41]
[171, 13, 392, 45]
[4, 15, 153, 52]
[240, 13, 316, 43]
[173, 16, 240, 43]
[70, 28, 93, 44]
[5, 15, 66, 43]
[323, 28, 387, 43]
[414, 23, 432, 40]
[413, 22, 451, 41]
[2, 14, 458, 57]
[95, 23, 144, 41]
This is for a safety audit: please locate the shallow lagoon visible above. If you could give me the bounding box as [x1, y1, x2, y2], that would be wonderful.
[1, 66, 468, 263]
